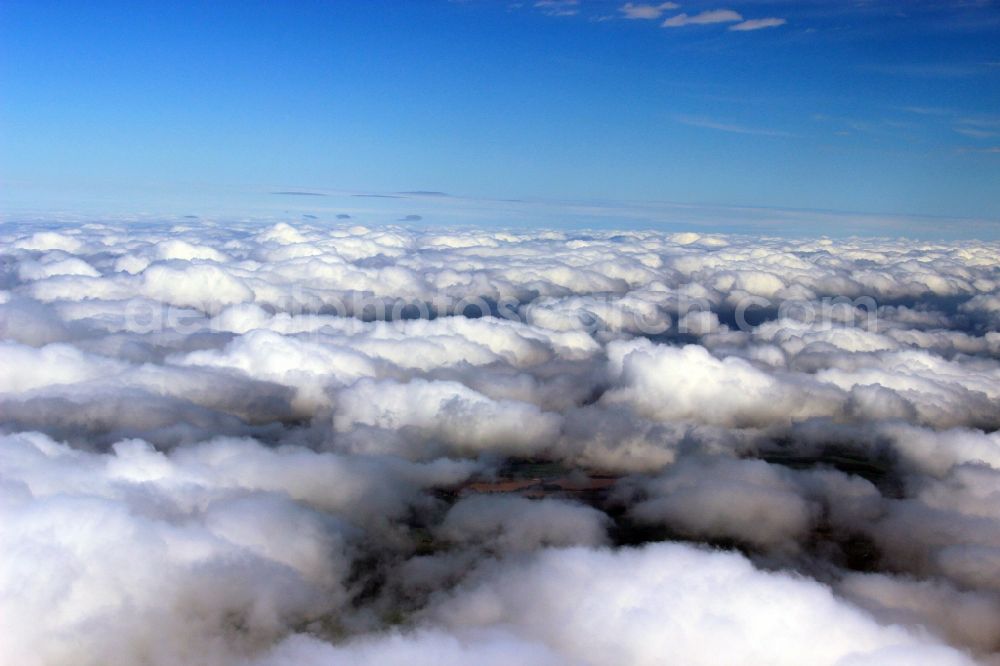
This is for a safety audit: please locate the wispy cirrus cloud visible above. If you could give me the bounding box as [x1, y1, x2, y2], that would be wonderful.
[958, 114, 1000, 129]
[618, 2, 679, 20]
[900, 106, 954, 116]
[957, 145, 1000, 154]
[954, 126, 1000, 139]
[675, 115, 794, 137]
[729, 17, 787, 31]
[948, 114, 1000, 140]
[895, 107, 1000, 140]
[660, 8, 787, 31]
[866, 62, 992, 78]
[662, 9, 742, 27]
[534, 0, 578, 17]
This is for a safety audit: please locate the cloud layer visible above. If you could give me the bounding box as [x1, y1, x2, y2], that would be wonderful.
[2, 220, 999, 664]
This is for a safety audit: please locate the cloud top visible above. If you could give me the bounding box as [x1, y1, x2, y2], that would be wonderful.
[1, 219, 999, 664]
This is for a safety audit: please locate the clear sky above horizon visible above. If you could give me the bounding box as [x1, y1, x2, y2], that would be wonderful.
[2, 0, 999, 225]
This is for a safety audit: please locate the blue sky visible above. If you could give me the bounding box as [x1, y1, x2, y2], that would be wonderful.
[1, 0, 999, 228]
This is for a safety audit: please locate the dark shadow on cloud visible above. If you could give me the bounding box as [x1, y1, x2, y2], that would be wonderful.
[399, 214, 423, 222]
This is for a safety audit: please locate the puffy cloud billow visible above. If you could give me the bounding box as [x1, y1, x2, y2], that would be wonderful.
[2, 220, 1000, 664]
